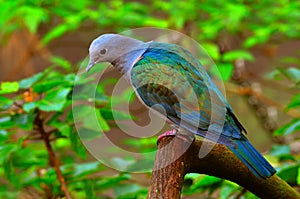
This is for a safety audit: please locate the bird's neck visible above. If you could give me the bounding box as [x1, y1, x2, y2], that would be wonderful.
[112, 42, 149, 75]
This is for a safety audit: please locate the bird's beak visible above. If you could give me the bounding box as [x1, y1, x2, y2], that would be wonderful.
[86, 61, 95, 72]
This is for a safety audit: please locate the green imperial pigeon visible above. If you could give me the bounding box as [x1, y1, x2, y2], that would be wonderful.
[86, 34, 276, 178]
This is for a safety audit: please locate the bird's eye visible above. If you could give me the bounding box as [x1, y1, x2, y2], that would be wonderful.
[99, 48, 107, 55]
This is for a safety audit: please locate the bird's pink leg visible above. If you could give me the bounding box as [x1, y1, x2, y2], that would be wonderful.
[157, 129, 177, 142]
[157, 129, 194, 144]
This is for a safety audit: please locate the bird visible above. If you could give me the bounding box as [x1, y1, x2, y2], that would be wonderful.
[86, 33, 276, 179]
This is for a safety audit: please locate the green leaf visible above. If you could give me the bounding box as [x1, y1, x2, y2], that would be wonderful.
[124, 137, 156, 153]
[72, 83, 108, 104]
[201, 42, 220, 60]
[12, 114, 34, 130]
[210, 63, 234, 81]
[110, 157, 135, 171]
[77, 127, 101, 140]
[48, 115, 71, 137]
[50, 56, 72, 71]
[78, 106, 110, 132]
[285, 67, 300, 84]
[100, 108, 133, 120]
[0, 144, 15, 162]
[277, 164, 298, 185]
[297, 166, 300, 185]
[264, 69, 283, 81]
[23, 102, 36, 112]
[280, 56, 300, 64]
[0, 82, 19, 94]
[19, 6, 47, 33]
[286, 93, 300, 110]
[96, 174, 131, 190]
[36, 101, 64, 112]
[19, 72, 44, 89]
[71, 162, 100, 178]
[245, 191, 260, 199]
[243, 37, 259, 48]
[126, 155, 154, 172]
[220, 183, 239, 199]
[0, 96, 13, 110]
[72, 105, 109, 140]
[11, 146, 45, 168]
[37, 88, 70, 111]
[274, 119, 300, 136]
[69, 130, 86, 159]
[114, 184, 145, 198]
[222, 50, 254, 62]
[270, 144, 291, 157]
[278, 67, 300, 84]
[190, 175, 222, 190]
[0, 1, 18, 28]
[57, 124, 71, 137]
[95, 111, 110, 131]
[143, 18, 168, 27]
[33, 79, 65, 93]
[225, 4, 249, 31]
[0, 130, 9, 143]
[0, 116, 15, 129]
[42, 24, 69, 45]
[3, 151, 19, 187]
[184, 173, 200, 180]
[84, 180, 96, 199]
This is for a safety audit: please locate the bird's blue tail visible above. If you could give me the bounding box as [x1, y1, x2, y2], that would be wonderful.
[229, 139, 276, 178]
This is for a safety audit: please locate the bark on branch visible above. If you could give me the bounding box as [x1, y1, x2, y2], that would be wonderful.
[34, 111, 72, 199]
[148, 135, 300, 199]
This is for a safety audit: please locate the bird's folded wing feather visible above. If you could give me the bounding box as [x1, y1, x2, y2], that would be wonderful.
[130, 43, 245, 146]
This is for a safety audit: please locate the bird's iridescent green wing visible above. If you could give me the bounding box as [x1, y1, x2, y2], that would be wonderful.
[130, 43, 240, 146]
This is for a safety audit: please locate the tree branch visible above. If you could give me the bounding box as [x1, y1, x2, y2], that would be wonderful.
[148, 135, 300, 199]
[34, 111, 72, 199]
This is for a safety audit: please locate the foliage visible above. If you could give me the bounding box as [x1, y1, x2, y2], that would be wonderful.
[0, 61, 146, 198]
[0, 0, 300, 198]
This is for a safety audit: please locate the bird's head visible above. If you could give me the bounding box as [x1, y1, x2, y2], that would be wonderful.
[86, 34, 147, 73]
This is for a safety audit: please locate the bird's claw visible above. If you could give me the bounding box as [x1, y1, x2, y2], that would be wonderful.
[157, 129, 177, 142]
[157, 129, 194, 145]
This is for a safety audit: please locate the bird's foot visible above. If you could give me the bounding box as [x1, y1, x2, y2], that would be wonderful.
[157, 129, 194, 145]
[157, 129, 177, 142]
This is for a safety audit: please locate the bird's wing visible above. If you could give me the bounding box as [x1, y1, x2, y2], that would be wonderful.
[130, 43, 244, 146]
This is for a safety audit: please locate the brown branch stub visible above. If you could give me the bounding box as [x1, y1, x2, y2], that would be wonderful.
[148, 135, 193, 199]
[148, 136, 300, 199]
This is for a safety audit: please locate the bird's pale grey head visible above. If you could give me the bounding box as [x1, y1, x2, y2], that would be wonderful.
[86, 34, 148, 73]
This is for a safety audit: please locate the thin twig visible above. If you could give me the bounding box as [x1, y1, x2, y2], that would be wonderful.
[34, 110, 72, 199]
[13, 101, 23, 108]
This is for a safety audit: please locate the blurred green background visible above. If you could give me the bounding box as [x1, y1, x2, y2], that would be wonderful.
[0, 0, 300, 198]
